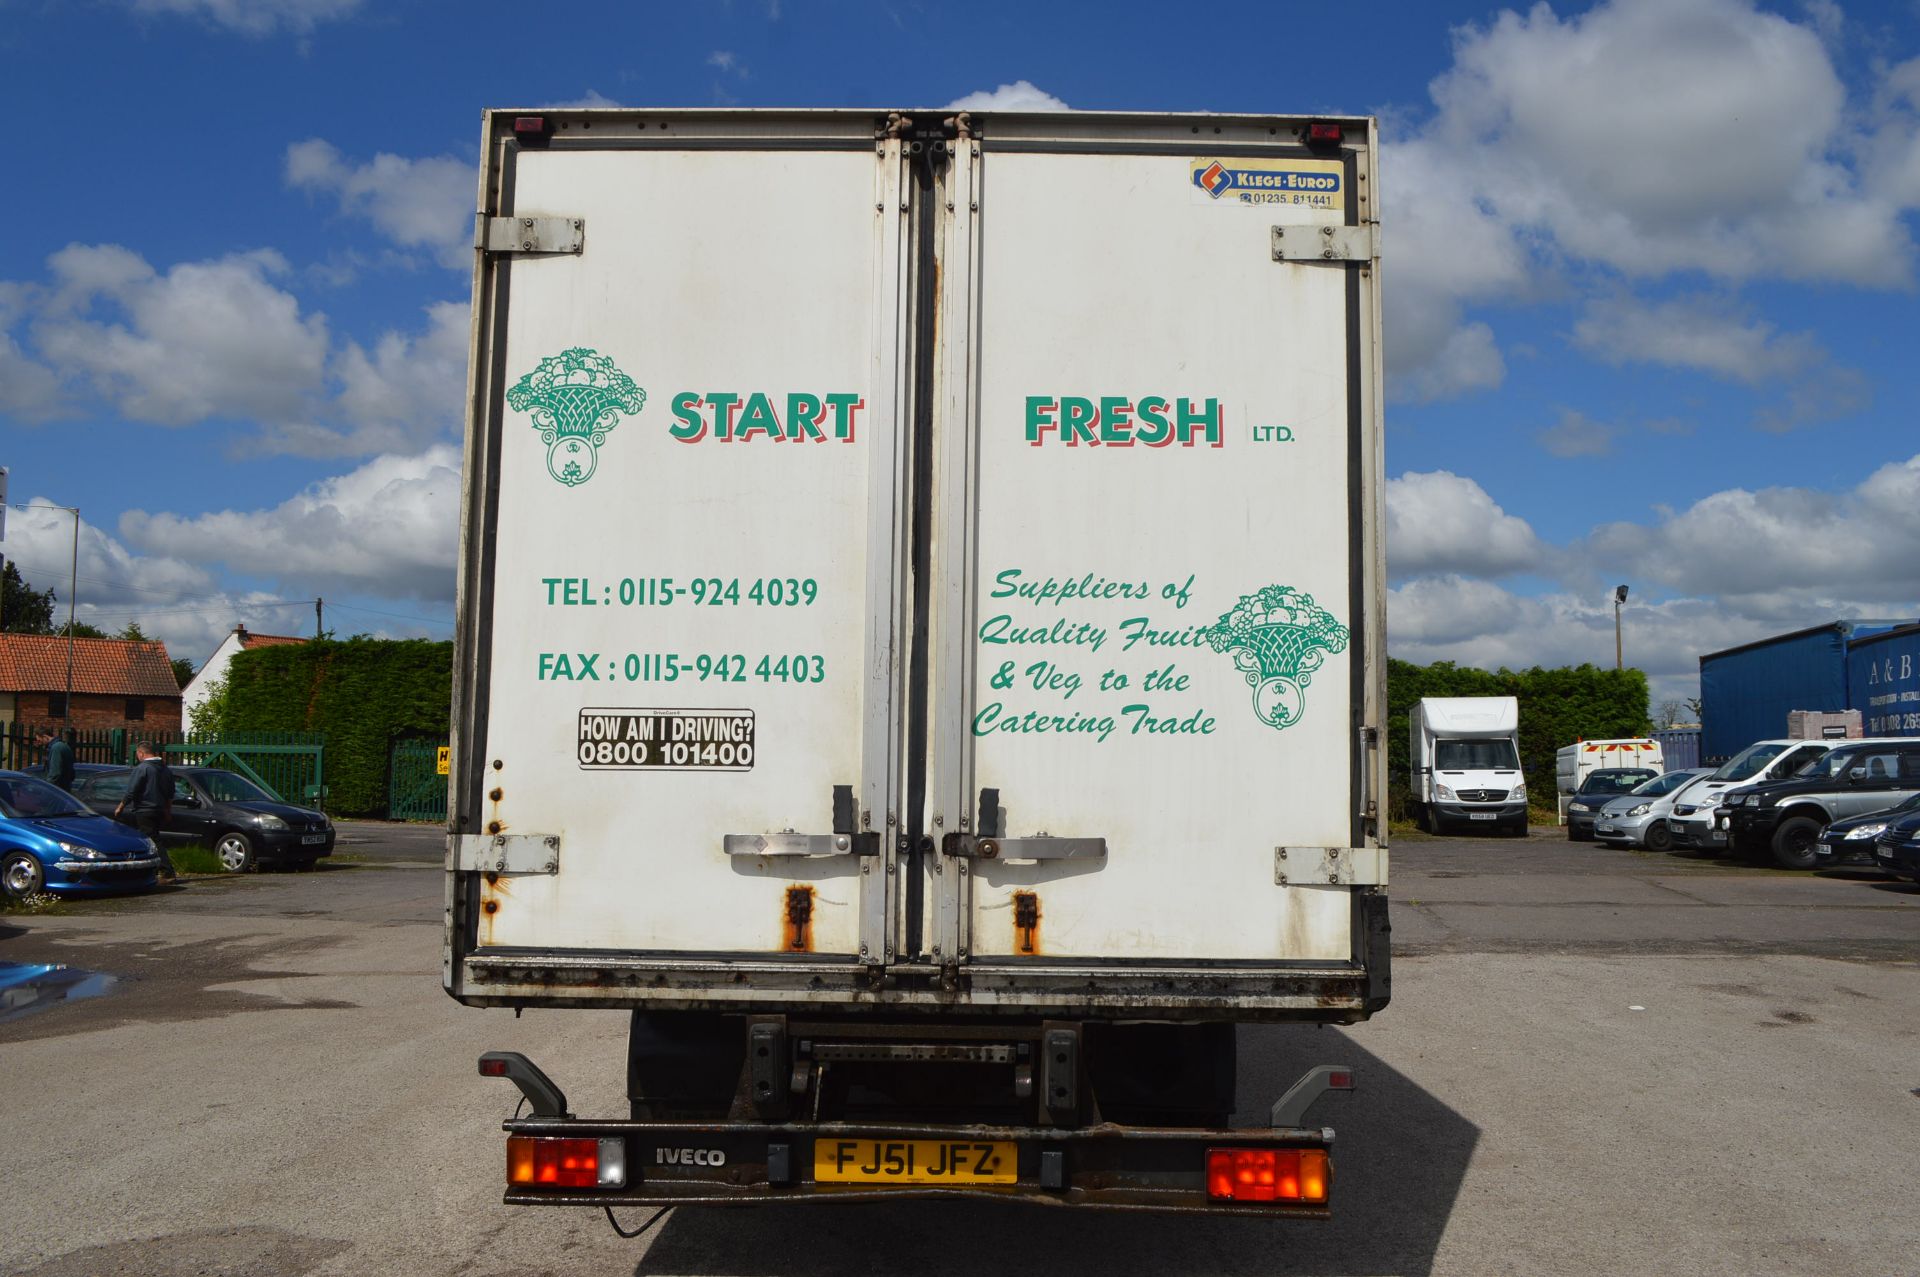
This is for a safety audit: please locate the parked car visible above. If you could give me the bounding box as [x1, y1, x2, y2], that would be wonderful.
[1564, 768, 1660, 841]
[72, 767, 334, 872]
[1667, 739, 1835, 854]
[0, 770, 164, 900]
[19, 761, 120, 790]
[1813, 791, 1920, 871]
[1721, 740, 1920, 869]
[1872, 810, 1920, 883]
[1591, 768, 1714, 852]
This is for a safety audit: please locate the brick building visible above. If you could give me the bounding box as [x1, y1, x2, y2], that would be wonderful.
[0, 633, 185, 733]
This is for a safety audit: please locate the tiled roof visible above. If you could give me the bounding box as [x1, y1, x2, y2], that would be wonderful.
[0, 633, 183, 697]
[238, 631, 308, 650]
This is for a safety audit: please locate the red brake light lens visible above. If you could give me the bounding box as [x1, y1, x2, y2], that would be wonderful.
[1205, 1147, 1328, 1203]
[1306, 122, 1344, 143]
[507, 1135, 624, 1189]
[478, 1057, 510, 1077]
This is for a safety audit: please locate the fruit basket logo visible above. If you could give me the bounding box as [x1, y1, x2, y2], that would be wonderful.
[1202, 585, 1350, 731]
[506, 347, 646, 487]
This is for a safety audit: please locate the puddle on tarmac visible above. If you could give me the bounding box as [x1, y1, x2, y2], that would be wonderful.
[0, 961, 119, 1025]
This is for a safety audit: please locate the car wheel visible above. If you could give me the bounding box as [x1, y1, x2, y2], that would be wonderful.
[2, 852, 46, 900]
[1769, 816, 1824, 870]
[1643, 821, 1673, 853]
[214, 832, 256, 873]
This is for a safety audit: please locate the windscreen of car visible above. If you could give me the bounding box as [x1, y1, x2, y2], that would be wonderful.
[0, 775, 91, 819]
[1773, 743, 1831, 778]
[1631, 771, 1696, 798]
[1582, 771, 1655, 795]
[195, 771, 278, 804]
[1713, 742, 1789, 782]
[1435, 739, 1520, 770]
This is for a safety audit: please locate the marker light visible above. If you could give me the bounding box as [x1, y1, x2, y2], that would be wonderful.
[513, 116, 549, 136]
[1205, 1147, 1329, 1203]
[507, 1136, 627, 1188]
[1306, 122, 1344, 145]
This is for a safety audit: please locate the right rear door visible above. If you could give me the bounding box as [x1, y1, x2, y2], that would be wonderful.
[923, 120, 1385, 971]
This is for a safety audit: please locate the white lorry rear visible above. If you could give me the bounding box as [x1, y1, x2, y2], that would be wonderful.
[1408, 696, 1527, 835]
[445, 106, 1387, 1217]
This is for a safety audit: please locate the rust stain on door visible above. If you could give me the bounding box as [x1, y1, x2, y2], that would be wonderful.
[1013, 890, 1042, 955]
[784, 885, 815, 952]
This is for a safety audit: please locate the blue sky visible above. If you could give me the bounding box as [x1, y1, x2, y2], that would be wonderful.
[2, 0, 1919, 710]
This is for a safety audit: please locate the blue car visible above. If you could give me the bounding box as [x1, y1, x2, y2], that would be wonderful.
[0, 770, 164, 900]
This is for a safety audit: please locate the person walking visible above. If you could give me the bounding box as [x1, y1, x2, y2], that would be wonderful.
[36, 729, 75, 792]
[116, 742, 178, 881]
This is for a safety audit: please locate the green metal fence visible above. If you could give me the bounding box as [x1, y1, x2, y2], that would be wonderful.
[166, 734, 325, 807]
[388, 739, 450, 822]
[3, 724, 324, 807]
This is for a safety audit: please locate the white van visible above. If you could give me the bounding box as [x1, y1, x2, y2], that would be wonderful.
[1666, 738, 1835, 852]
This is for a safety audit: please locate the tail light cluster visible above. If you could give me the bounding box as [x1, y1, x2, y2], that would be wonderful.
[507, 1135, 626, 1189]
[1206, 1147, 1328, 1204]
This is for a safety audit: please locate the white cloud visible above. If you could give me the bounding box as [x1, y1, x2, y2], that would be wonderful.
[1579, 453, 1920, 605]
[1388, 578, 1767, 702]
[946, 81, 1069, 112]
[130, 0, 362, 36]
[258, 300, 469, 458]
[1391, 319, 1505, 403]
[3, 244, 465, 455]
[1383, 0, 1920, 402]
[1386, 471, 1546, 581]
[1536, 410, 1619, 458]
[285, 139, 472, 269]
[1573, 294, 1823, 384]
[121, 445, 462, 601]
[1389, 452, 1920, 701]
[31, 244, 329, 426]
[546, 90, 623, 108]
[708, 50, 738, 71]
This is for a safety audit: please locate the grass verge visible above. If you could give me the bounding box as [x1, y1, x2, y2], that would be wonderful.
[166, 844, 227, 875]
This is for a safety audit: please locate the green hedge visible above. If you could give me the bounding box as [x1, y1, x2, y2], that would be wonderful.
[1386, 659, 1651, 817]
[222, 638, 452, 816]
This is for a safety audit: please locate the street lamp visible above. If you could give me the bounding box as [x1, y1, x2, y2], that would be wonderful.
[1614, 584, 1629, 670]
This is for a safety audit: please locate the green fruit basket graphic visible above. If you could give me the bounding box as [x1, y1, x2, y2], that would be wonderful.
[506, 347, 645, 487]
[1202, 585, 1350, 731]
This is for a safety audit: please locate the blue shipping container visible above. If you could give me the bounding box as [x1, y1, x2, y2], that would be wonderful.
[1847, 624, 1920, 738]
[1653, 728, 1700, 770]
[1699, 620, 1915, 760]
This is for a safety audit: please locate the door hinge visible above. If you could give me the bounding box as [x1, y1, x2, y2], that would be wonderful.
[456, 833, 559, 874]
[477, 214, 584, 255]
[1271, 222, 1378, 263]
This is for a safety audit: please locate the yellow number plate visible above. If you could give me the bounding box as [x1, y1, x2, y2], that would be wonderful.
[813, 1139, 1017, 1184]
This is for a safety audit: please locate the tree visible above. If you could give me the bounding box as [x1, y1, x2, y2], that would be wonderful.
[1654, 699, 1686, 729]
[172, 657, 195, 688]
[119, 621, 150, 641]
[1, 561, 57, 634]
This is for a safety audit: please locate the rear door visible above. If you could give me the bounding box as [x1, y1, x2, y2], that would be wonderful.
[456, 116, 911, 963]
[924, 119, 1385, 968]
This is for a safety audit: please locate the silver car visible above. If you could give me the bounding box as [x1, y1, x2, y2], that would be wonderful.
[1592, 769, 1715, 852]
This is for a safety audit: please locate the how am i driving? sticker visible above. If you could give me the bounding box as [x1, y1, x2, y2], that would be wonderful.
[578, 708, 755, 771]
[1191, 157, 1344, 210]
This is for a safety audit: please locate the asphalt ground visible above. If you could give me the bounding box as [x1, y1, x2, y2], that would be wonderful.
[2, 824, 1916, 1277]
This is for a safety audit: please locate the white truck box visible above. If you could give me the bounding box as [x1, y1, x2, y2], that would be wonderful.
[446, 107, 1386, 1216]
[1555, 738, 1666, 793]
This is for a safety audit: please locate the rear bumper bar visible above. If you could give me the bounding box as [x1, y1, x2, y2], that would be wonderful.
[500, 1116, 1335, 1216]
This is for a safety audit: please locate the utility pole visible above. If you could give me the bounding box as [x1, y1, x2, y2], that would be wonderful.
[66, 508, 80, 719]
[1613, 584, 1629, 670]
[315, 596, 324, 639]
